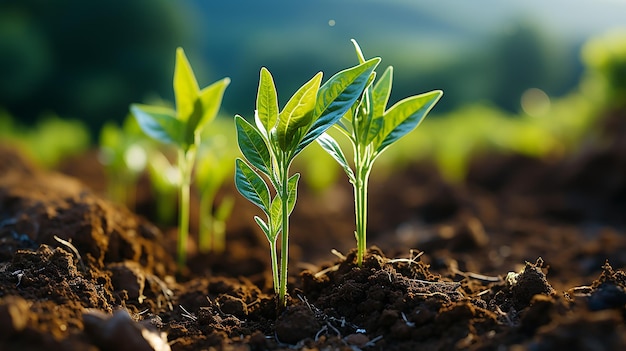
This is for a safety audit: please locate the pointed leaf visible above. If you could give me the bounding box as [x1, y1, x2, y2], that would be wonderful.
[254, 216, 276, 242]
[173, 47, 200, 123]
[269, 195, 282, 236]
[256, 68, 279, 135]
[371, 66, 393, 122]
[296, 57, 380, 155]
[316, 133, 355, 182]
[235, 115, 272, 176]
[286, 173, 300, 215]
[131, 104, 181, 145]
[375, 90, 443, 155]
[276, 72, 322, 151]
[351, 39, 367, 65]
[234, 159, 270, 213]
[195, 77, 231, 132]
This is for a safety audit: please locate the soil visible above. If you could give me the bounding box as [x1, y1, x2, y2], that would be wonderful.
[1, 108, 626, 351]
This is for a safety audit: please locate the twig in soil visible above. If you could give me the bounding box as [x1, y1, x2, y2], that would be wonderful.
[314, 263, 340, 278]
[11, 270, 23, 287]
[331, 248, 347, 260]
[386, 249, 424, 265]
[146, 274, 174, 311]
[54, 235, 87, 273]
[179, 305, 197, 321]
[566, 285, 593, 298]
[401, 312, 415, 327]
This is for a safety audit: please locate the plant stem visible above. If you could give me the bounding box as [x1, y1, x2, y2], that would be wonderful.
[279, 161, 290, 307]
[270, 243, 279, 294]
[198, 189, 215, 253]
[354, 147, 372, 267]
[177, 148, 194, 269]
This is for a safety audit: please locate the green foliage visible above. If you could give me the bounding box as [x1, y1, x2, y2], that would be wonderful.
[582, 28, 626, 107]
[131, 47, 230, 268]
[235, 58, 379, 306]
[195, 117, 238, 253]
[99, 115, 148, 209]
[0, 110, 90, 168]
[317, 40, 442, 266]
[146, 147, 179, 225]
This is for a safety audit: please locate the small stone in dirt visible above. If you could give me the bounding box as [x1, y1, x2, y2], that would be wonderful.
[275, 304, 321, 344]
[507, 258, 555, 310]
[108, 261, 147, 304]
[0, 295, 30, 338]
[83, 309, 170, 351]
[216, 294, 248, 317]
[344, 333, 369, 347]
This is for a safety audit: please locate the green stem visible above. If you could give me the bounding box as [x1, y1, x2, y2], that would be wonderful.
[177, 148, 194, 269]
[354, 149, 371, 267]
[279, 161, 290, 307]
[270, 242, 279, 294]
[198, 189, 214, 253]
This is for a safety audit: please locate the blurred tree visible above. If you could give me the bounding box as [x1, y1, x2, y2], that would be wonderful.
[0, 0, 192, 136]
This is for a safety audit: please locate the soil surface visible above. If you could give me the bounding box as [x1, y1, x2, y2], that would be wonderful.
[2, 109, 626, 351]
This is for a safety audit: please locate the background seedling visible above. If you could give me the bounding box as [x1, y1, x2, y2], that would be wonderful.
[99, 115, 148, 210]
[317, 40, 442, 266]
[146, 147, 179, 225]
[235, 58, 380, 307]
[131, 47, 230, 268]
[195, 118, 237, 253]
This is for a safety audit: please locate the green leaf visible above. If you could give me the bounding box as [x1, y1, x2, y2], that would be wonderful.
[173, 47, 199, 123]
[234, 158, 270, 213]
[194, 77, 231, 133]
[269, 195, 282, 237]
[235, 115, 272, 176]
[255, 68, 279, 136]
[254, 216, 275, 242]
[297, 57, 381, 155]
[276, 72, 322, 151]
[286, 173, 300, 215]
[371, 66, 393, 119]
[131, 104, 181, 145]
[316, 133, 355, 182]
[375, 90, 443, 155]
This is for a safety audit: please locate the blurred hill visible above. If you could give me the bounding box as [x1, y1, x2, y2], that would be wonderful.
[1, 0, 625, 135]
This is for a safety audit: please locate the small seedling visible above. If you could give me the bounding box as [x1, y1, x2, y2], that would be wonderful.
[146, 147, 179, 225]
[195, 122, 237, 253]
[235, 58, 380, 307]
[99, 115, 148, 210]
[317, 40, 442, 266]
[131, 47, 230, 268]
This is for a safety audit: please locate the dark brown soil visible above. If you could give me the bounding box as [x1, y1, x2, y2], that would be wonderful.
[2, 109, 626, 350]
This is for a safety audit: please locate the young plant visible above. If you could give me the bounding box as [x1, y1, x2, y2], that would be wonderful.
[99, 115, 148, 210]
[195, 120, 237, 253]
[146, 147, 179, 225]
[131, 47, 230, 268]
[317, 40, 443, 266]
[235, 58, 380, 307]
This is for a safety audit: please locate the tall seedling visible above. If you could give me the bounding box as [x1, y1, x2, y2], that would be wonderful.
[235, 58, 380, 306]
[131, 48, 230, 268]
[317, 40, 443, 266]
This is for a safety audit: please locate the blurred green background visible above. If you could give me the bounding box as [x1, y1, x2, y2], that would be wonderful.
[1, 0, 626, 183]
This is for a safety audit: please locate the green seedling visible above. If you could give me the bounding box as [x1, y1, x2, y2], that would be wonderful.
[99, 115, 148, 210]
[195, 120, 237, 253]
[131, 47, 230, 268]
[235, 58, 380, 307]
[317, 40, 442, 266]
[146, 147, 179, 225]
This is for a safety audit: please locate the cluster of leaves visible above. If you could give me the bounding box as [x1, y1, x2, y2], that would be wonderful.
[316, 40, 442, 266]
[131, 47, 230, 268]
[0, 110, 90, 168]
[234, 58, 380, 306]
